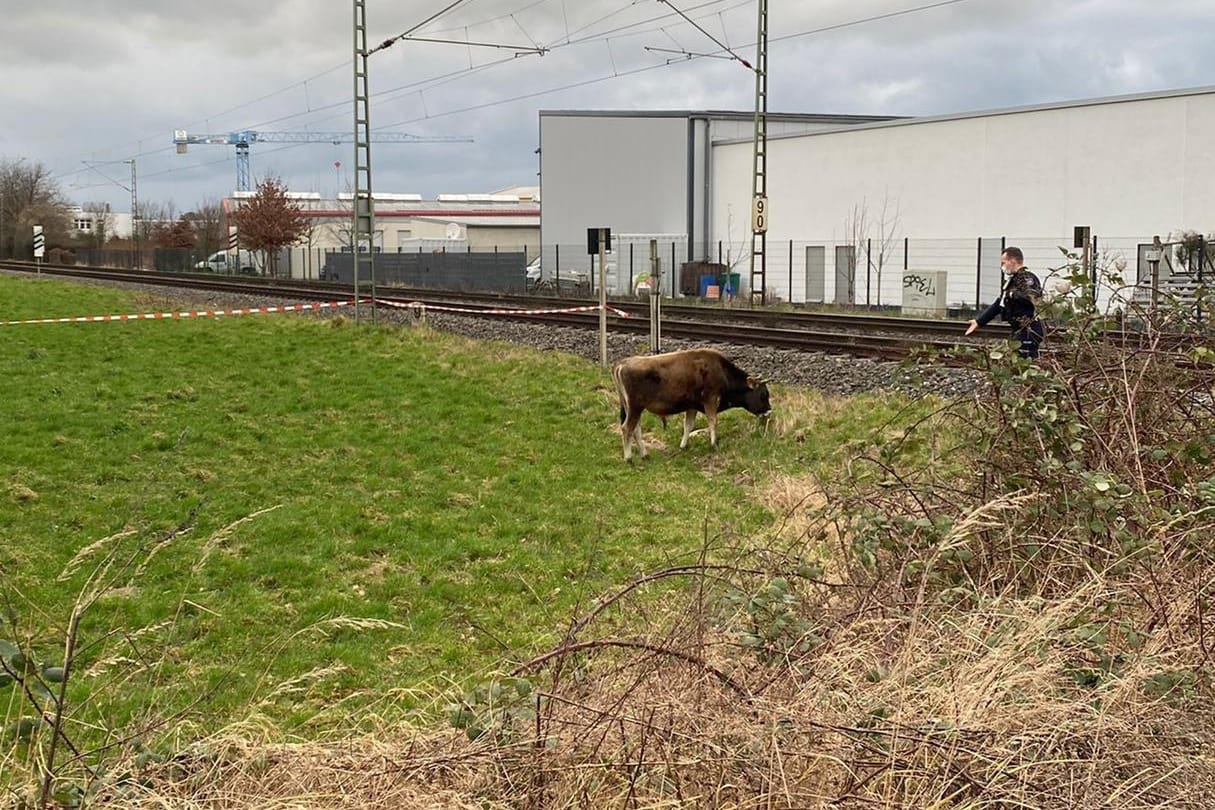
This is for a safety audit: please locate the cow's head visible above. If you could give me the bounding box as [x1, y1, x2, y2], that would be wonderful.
[743, 377, 771, 416]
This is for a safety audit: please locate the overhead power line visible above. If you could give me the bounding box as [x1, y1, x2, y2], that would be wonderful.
[656, 0, 752, 69]
[60, 0, 982, 190]
[771, 0, 975, 46]
[371, 0, 982, 128]
[371, 0, 474, 54]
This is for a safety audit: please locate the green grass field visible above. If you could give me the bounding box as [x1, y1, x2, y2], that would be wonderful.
[1, 275, 928, 741]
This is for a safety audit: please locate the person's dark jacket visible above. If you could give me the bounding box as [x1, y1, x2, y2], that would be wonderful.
[977, 268, 1042, 328]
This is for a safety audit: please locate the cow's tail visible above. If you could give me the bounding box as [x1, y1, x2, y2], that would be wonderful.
[611, 363, 627, 425]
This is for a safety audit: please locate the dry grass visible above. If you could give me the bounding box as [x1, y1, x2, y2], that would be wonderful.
[95, 732, 506, 809]
[757, 473, 829, 545]
[91, 494, 1214, 808]
[27, 289, 1215, 808]
[88, 356, 1214, 808]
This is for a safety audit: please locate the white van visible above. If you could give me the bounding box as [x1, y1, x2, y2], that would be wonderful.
[195, 249, 259, 275]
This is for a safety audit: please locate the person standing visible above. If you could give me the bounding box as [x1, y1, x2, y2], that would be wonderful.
[965, 246, 1045, 358]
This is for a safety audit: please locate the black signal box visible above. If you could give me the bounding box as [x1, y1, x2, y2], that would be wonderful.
[587, 227, 612, 255]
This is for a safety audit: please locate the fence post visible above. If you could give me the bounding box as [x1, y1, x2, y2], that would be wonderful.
[975, 237, 982, 310]
[1198, 236, 1206, 324]
[555, 244, 561, 295]
[629, 242, 634, 292]
[865, 237, 872, 308]
[649, 239, 662, 353]
[671, 242, 677, 297]
[717, 240, 722, 264]
[788, 239, 793, 304]
[1092, 235, 1099, 288]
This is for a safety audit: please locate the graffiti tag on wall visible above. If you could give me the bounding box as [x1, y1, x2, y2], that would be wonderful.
[902, 273, 937, 296]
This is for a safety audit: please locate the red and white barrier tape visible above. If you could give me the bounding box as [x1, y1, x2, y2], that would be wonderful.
[1, 299, 355, 326]
[375, 298, 631, 318]
[2, 297, 630, 327]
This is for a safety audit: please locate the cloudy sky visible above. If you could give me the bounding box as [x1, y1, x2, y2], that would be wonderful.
[2, 0, 1212, 215]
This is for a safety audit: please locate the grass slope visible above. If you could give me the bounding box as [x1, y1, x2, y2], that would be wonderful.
[0, 275, 924, 738]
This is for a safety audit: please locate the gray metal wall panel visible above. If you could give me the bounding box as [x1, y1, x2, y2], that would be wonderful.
[540, 114, 689, 276]
[323, 252, 529, 293]
[834, 246, 855, 304]
[805, 245, 825, 303]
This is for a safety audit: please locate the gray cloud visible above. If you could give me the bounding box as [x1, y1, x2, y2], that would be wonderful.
[1, 0, 1210, 214]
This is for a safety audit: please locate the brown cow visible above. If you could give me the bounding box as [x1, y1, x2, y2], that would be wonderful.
[612, 348, 771, 461]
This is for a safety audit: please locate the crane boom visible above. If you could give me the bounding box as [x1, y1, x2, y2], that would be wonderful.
[172, 128, 473, 191]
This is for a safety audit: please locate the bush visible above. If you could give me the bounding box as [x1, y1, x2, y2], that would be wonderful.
[437, 250, 1215, 808]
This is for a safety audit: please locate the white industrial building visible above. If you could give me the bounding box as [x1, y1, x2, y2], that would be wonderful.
[539, 86, 1215, 310]
[538, 110, 893, 295]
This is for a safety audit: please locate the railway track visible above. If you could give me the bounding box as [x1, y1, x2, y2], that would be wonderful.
[0, 261, 977, 361]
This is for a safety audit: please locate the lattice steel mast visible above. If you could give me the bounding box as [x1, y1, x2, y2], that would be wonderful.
[353, 0, 375, 321]
[747, 0, 769, 306]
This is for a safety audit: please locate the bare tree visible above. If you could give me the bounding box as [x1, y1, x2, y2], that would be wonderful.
[184, 198, 225, 257]
[872, 194, 902, 307]
[135, 201, 173, 245]
[842, 192, 902, 307]
[297, 214, 321, 279]
[155, 216, 198, 249]
[230, 177, 308, 278]
[842, 202, 868, 306]
[324, 191, 355, 253]
[0, 158, 70, 258]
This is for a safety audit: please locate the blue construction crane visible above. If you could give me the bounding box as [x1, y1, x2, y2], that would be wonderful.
[172, 128, 474, 192]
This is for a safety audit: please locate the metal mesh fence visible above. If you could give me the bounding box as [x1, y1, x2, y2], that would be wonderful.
[59, 234, 1209, 319]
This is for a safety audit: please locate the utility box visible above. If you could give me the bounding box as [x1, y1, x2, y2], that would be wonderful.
[902, 270, 948, 315]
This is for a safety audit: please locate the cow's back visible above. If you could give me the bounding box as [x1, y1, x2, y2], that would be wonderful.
[615, 349, 729, 416]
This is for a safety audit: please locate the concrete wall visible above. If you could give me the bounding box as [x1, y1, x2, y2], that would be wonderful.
[712, 89, 1215, 242]
[710, 88, 1215, 306]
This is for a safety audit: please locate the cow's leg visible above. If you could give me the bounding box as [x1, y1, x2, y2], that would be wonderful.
[680, 411, 696, 449]
[614, 365, 632, 460]
[623, 409, 645, 461]
[705, 401, 720, 449]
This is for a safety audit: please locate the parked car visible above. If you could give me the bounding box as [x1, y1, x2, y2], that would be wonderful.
[525, 256, 542, 289]
[525, 257, 590, 294]
[195, 249, 259, 275]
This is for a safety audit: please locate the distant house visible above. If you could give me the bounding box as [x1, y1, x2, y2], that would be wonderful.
[67, 204, 133, 240]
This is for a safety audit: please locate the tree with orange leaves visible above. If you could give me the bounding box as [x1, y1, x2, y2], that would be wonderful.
[230, 176, 308, 277]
